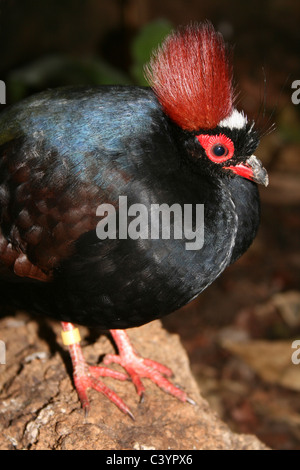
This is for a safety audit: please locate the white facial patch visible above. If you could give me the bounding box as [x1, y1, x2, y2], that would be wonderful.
[218, 109, 248, 130]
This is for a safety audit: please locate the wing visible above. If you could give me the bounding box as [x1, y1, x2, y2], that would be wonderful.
[0, 134, 109, 282]
[0, 85, 165, 283]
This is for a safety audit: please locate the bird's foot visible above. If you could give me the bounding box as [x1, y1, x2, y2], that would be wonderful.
[73, 364, 133, 418]
[104, 329, 194, 404]
[61, 322, 133, 419]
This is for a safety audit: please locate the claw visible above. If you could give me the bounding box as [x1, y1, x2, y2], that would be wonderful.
[186, 396, 196, 406]
[60, 322, 193, 416]
[61, 322, 133, 417]
[107, 329, 191, 404]
[127, 409, 135, 421]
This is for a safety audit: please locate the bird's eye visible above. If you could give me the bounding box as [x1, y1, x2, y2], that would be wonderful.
[196, 133, 234, 163]
[211, 144, 228, 157]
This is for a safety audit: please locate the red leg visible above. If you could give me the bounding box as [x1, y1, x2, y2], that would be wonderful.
[61, 322, 133, 418]
[104, 329, 194, 404]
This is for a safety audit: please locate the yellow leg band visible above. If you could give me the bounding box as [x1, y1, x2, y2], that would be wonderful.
[61, 327, 81, 346]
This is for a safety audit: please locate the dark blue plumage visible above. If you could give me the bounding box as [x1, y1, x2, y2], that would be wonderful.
[0, 23, 268, 415]
[0, 85, 259, 329]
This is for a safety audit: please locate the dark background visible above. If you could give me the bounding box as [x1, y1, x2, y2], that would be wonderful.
[0, 0, 300, 450]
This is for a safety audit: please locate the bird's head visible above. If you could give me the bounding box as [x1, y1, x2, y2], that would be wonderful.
[145, 22, 268, 187]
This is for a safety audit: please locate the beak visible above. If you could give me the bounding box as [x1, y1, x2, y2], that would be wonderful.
[224, 155, 269, 187]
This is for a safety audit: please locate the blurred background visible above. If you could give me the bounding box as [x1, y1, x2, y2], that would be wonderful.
[0, 0, 300, 450]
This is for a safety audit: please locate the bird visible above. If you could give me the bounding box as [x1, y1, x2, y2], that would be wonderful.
[0, 22, 268, 418]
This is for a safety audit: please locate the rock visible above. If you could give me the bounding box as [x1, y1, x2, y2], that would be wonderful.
[0, 311, 268, 450]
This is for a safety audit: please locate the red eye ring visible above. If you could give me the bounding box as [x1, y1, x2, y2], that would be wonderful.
[196, 134, 234, 163]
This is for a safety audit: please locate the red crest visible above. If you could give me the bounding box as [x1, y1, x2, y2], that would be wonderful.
[145, 22, 233, 131]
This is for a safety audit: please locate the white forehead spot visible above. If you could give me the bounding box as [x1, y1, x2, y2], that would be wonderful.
[218, 109, 248, 130]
